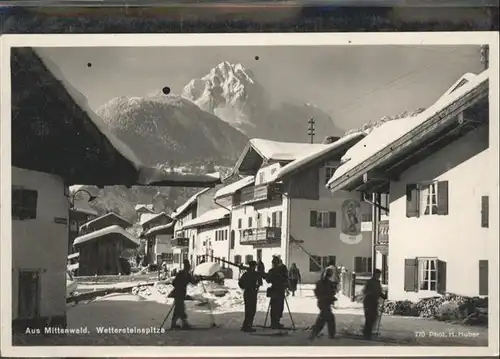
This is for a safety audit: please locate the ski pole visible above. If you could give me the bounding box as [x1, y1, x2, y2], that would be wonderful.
[160, 303, 175, 329]
[375, 299, 385, 336]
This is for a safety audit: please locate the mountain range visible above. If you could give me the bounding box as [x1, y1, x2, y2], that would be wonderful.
[80, 61, 343, 223]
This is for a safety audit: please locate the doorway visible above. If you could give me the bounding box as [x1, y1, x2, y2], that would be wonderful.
[382, 254, 388, 284]
[18, 270, 41, 319]
[256, 249, 262, 262]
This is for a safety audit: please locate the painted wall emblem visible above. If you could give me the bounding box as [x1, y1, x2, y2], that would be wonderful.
[339, 199, 362, 245]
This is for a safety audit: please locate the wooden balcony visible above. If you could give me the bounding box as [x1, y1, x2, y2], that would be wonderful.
[234, 184, 281, 206]
[172, 237, 189, 248]
[240, 227, 281, 245]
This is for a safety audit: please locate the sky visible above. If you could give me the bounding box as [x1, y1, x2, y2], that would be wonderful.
[37, 45, 484, 131]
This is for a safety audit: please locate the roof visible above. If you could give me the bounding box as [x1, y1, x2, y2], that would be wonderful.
[71, 207, 98, 216]
[80, 212, 132, 231]
[327, 69, 490, 193]
[234, 138, 330, 175]
[143, 222, 175, 237]
[67, 252, 80, 260]
[140, 212, 172, 226]
[11, 47, 221, 188]
[214, 176, 255, 199]
[181, 208, 230, 229]
[171, 188, 211, 219]
[134, 204, 155, 213]
[73, 225, 140, 247]
[275, 132, 366, 181]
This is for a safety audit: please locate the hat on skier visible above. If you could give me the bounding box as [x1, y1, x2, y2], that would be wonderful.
[271, 256, 280, 265]
[248, 260, 257, 268]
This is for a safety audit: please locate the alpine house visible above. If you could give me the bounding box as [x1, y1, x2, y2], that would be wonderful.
[327, 70, 491, 301]
[212, 135, 374, 283]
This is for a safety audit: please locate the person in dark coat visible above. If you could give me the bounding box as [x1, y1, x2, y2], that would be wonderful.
[266, 256, 289, 329]
[288, 263, 301, 296]
[309, 267, 337, 340]
[238, 260, 262, 332]
[362, 269, 387, 339]
[171, 259, 199, 329]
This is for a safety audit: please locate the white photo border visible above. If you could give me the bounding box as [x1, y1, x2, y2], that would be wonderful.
[1, 32, 499, 357]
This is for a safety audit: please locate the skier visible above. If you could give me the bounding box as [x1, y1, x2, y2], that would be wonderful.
[321, 259, 340, 295]
[171, 259, 199, 329]
[362, 269, 387, 340]
[266, 256, 289, 329]
[288, 263, 301, 296]
[238, 260, 261, 332]
[309, 267, 337, 340]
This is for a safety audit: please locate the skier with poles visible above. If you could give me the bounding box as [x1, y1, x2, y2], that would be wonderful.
[238, 260, 262, 333]
[309, 267, 337, 340]
[266, 256, 289, 329]
[170, 259, 200, 329]
[362, 269, 387, 340]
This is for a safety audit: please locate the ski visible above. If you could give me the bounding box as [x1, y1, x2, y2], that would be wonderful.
[253, 325, 298, 331]
[250, 331, 289, 337]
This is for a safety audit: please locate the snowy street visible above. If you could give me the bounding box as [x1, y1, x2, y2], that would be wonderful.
[14, 280, 488, 346]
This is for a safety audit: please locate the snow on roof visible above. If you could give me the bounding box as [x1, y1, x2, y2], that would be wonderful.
[328, 70, 490, 188]
[182, 208, 230, 229]
[67, 252, 80, 260]
[214, 176, 255, 199]
[73, 225, 140, 247]
[80, 212, 131, 230]
[140, 212, 171, 225]
[134, 204, 155, 213]
[275, 132, 365, 180]
[249, 138, 330, 161]
[143, 222, 175, 236]
[72, 207, 98, 216]
[35, 50, 221, 188]
[171, 188, 211, 219]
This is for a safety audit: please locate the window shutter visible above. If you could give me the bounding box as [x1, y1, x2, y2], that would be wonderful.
[328, 212, 336, 228]
[437, 181, 449, 215]
[405, 184, 419, 218]
[310, 211, 317, 227]
[479, 260, 488, 296]
[230, 231, 235, 249]
[309, 255, 321, 272]
[367, 257, 373, 273]
[328, 256, 336, 266]
[481, 196, 489, 228]
[278, 211, 282, 227]
[354, 257, 363, 273]
[404, 258, 418, 292]
[271, 212, 277, 227]
[437, 260, 447, 294]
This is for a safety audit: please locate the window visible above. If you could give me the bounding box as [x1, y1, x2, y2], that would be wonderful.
[271, 211, 283, 228]
[354, 257, 372, 273]
[238, 218, 242, 229]
[245, 255, 254, 264]
[404, 258, 447, 293]
[173, 253, 180, 263]
[479, 260, 488, 296]
[309, 255, 322, 272]
[230, 230, 235, 249]
[420, 183, 438, 216]
[325, 165, 337, 184]
[481, 196, 489, 228]
[192, 235, 195, 249]
[406, 181, 449, 218]
[256, 249, 262, 262]
[224, 230, 228, 241]
[12, 188, 38, 220]
[310, 210, 336, 228]
[234, 255, 242, 265]
[259, 172, 265, 184]
[221, 257, 226, 268]
[248, 217, 253, 228]
[418, 258, 437, 291]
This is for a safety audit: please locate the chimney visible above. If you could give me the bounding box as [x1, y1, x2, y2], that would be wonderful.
[323, 136, 341, 144]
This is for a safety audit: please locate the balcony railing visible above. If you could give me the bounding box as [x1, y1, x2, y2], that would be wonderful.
[172, 237, 189, 247]
[240, 227, 281, 245]
[234, 184, 281, 206]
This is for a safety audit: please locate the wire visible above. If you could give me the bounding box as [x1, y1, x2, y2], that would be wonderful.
[334, 48, 465, 115]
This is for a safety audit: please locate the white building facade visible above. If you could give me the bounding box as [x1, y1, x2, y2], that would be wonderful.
[217, 136, 373, 283]
[327, 70, 490, 301]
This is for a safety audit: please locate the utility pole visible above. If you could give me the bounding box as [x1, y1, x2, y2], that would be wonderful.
[307, 117, 315, 144]
[480, 45, 489, 70]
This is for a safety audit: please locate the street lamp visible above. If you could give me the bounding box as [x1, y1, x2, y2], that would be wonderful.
[69, 189, 98, 209]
